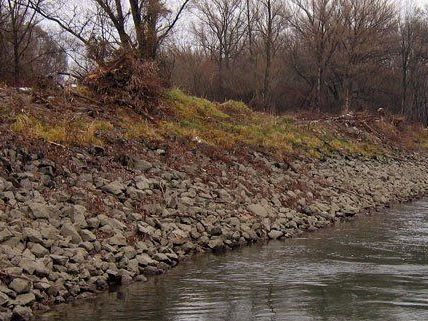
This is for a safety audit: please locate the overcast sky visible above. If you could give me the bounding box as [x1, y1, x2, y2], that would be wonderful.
[402, 0, 428, 8]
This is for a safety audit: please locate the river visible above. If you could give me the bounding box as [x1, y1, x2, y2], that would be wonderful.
[41, 200, 428, 321]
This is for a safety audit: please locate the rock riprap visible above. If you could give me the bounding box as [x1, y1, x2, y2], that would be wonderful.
[0, 146, 427, 320]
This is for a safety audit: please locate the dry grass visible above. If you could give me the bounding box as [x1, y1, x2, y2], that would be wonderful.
[6, 86, 428, 159]
[160, 89, 383, 157]
[121, 116, 161, 141]
[12, 114, 113, 146]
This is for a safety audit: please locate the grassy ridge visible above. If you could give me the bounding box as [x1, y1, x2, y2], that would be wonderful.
[8, 88, 428, 158]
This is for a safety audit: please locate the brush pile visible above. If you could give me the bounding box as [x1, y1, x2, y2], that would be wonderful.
[84, 53, 164, 120]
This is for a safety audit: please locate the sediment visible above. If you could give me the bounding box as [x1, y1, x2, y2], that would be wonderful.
[0, 144, 427, 320]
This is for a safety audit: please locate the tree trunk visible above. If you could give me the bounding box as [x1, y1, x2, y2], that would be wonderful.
[145, 0, 159, 60]
[262, 0, 272, 108]
[316, 66, 322, 112]
[344, 84, 350, 114]
[13, 34, 20, 86]
[401, 55, 408, 116]
[217, 57, 224, 100]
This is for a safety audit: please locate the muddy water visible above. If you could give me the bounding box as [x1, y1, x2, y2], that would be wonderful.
[42, 200, 428, 321]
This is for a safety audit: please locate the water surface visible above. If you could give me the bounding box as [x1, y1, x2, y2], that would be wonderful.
[42, 200, 428, 321]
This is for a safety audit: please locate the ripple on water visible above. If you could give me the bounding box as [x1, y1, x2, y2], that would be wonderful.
[41, 199, 428, 321]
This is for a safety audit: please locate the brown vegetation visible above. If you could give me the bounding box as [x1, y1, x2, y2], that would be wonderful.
[2, 0, 428, 127]
[169, 0, 428, 124]
[83, 53, 164, 119]
[1, 83, 428, 164]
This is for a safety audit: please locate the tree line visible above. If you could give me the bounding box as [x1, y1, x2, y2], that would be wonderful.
[1, 0, 428, 123]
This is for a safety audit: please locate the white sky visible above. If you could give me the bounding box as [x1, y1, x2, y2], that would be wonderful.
[402, 0, 428, 8]
[415, 0, 428, 4]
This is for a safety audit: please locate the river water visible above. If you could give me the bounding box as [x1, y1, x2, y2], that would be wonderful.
[41, 200, 428, 321]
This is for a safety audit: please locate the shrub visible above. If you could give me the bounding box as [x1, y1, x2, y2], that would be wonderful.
[84, 52, 164, 116]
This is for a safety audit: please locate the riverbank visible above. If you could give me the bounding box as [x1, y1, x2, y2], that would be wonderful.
[0, 148, 427, 320]
[1, 86, 428, 320]
[39, 198, 428, 321]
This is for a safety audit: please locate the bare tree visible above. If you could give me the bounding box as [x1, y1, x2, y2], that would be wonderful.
[290, 0, 343, 111]
[255, 0, 288, 107]
[338, 0, 396, 112]
[3, 0, 41, 85]
[192, 0, 247, 99]
[30, 0, 190, 62]
[0, 0, 66, 85]
[138, 0, 428, 123]
[398, 4, 426, 115]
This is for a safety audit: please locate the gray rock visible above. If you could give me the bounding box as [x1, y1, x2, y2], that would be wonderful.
[20, 259, 49, 276]
[268, 230, 283, 240]
[22, 228, 43, 244]
[99, 215, 127, 230]
[60, 223, 82, 244]
[8, 279, 31, 294]
[170, 229, 188, 245]
[29, 243, 49, 258]
[153, 253, 169, 263]
[28, 202, 50, 219]
[135, 176, 150, 190]
[0, 229, 13, 243]
[136, 253, 156, 266]
[80, 229, 96, 242]
[102, 181, 126, 195]
[64, 205, 88, 228]
[34, 280, 51, 292]
[209, 226, 222, 236]
[120, 246, 137, 259]
[0, 291, 10, 306]
[0, 312, 12, 321]
[12, 306, 33, 321]
[208, 238, 224, 251]
[133, 159, 153, 172]
[13, 292, 36, 306]
[137, 223, 157, 237]
[80, 241, 94, 251]
[108, 234, 127, 246]
[87, 217, 100, 229]
[50, 255, 68, 265]
[135, 275, 148, 282]
[248, 204, 269, 218]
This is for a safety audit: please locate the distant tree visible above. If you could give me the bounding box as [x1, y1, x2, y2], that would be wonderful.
[192, 0, 247, 99]
[398, 5, 428, 116]
[255, 0, 288, 109]
[337, 0, 396, 112]
[0, 0, 66, 86]
[2, 0, 40, 85]
[290, 0, 344, 111]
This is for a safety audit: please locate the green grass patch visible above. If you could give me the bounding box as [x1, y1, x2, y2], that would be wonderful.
[161, 89, 383, 157]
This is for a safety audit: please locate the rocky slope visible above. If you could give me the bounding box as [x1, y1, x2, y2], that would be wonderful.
[0, 142, 427, 320]
[1, 85, 428, 320]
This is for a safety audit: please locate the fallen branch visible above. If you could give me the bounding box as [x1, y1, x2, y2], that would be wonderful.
[47, 141, 66, 148]
[117, 99, 157, 124]
[70, 91, 100, 105]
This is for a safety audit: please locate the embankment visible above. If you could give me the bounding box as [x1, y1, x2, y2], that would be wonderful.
[1, 86, 428, 320]
[0, 145, 427, 320]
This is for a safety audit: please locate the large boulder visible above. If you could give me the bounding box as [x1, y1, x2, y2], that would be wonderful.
[13, 292, 36, 306]
[247, 203, 270, 218]
[27, 203, 50, 219]
[60, 223, 82, 244]
[102, 181, 126, 195]
[8, 279, 31, 294]
[268, 230, 283, 240]
[22, 228, 43, 244]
